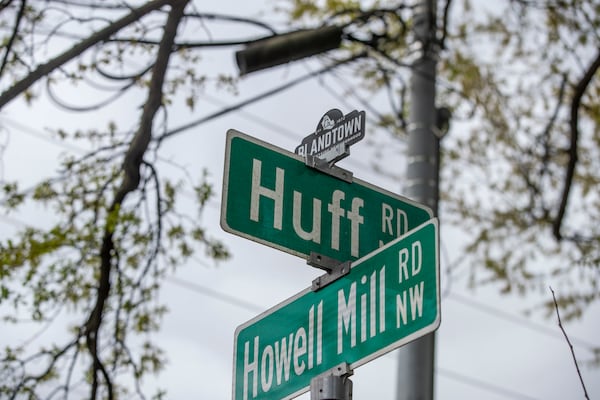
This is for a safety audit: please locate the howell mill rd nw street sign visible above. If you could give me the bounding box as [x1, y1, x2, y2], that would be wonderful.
[232, 219, 440, 400]
[220, 129, 433, 262]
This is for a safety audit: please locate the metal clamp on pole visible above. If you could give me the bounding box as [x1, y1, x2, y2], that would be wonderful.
[310, 363, 353, 400]
[305, 154, 353, 183]
[308, 252, 351, 292]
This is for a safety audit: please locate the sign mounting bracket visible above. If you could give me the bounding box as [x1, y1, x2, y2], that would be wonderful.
[305, 155, 353, 183]
[308, 252, 351, 292]
[314, 362, 353, 379]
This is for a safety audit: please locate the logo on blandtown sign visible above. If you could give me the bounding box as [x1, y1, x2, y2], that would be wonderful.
[294, 109, 365, 163]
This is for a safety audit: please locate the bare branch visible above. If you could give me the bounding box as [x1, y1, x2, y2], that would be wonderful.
[0, 0, 173, 110]
[82, 1, 189, 399]
[538, 74, 568, 178]
[0, 0, 26, 77]
[553, 50, 600, 240]
[439, 0, 453, 50]
[549, 287, 590, 399]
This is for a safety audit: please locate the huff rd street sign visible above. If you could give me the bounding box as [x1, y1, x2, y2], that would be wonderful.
[232, 218, 440, 400]
[221, 129, 433, 262]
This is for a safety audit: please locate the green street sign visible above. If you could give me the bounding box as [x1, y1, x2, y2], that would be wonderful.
[232, 219, 440, 400]
[221, 129, 433, 262]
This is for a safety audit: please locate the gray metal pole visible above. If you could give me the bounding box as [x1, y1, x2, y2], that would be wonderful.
[396, 0, 439, 399]
[311, 375, 353, 400]
[311, 364, 353, 400]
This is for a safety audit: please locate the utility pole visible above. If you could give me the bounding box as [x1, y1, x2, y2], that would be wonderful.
[396, 0, 440, 399]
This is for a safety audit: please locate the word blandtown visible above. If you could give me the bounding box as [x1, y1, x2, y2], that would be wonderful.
[295, 109, 366, 162]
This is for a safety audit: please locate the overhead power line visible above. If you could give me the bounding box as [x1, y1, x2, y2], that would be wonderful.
[447, 292, 598, 352]
[165, 276, 263, 313]
[0, 213, 28, 228]
[1, 116, 88, 154]
[437, 367, 542, 400]
[159, 53, 366, 141]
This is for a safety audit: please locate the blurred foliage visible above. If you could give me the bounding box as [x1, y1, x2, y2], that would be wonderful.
[0, 1, 238, 398]
[281, 0, 600, 327]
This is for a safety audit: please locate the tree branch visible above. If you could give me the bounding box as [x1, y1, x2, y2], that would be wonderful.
[553, 50, 600, 240]
[0, 0, 26, 78]
[82, 1, 188, 399]
[549, 287, 590, 400]
[0, 0, 172, 110]
[539, 74, 568, 178]
[439, 0, 453, 50]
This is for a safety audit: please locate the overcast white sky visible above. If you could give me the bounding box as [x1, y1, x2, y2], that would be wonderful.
[0, 1, 598, 399]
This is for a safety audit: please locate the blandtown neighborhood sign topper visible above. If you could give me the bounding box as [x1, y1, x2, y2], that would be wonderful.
[294, 109, 366, 164]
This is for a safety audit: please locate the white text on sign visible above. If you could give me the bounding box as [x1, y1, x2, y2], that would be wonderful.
[241, 239, 427, 400]
[250, 159, 409, 258]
